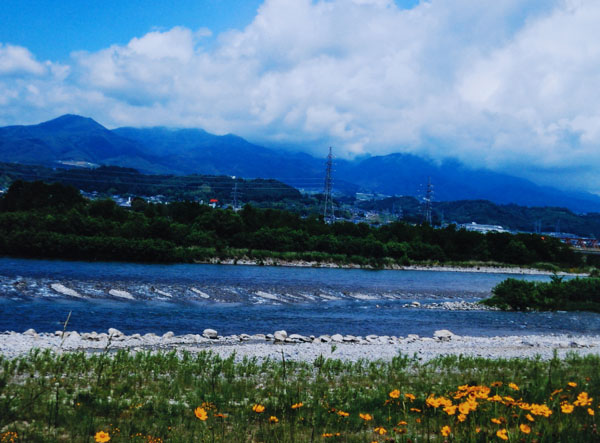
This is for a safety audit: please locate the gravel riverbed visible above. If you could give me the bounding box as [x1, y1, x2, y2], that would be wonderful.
[2, 328, 599, 362]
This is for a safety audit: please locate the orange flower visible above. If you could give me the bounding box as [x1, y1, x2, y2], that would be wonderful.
[194, 407, 208, 421]
[491, 381, 503, 387]
[252, 404, 265, 413]
[561, 402, 574, 414]
[337, 410, 349, 417]
[491, 418, 502, 424]
[574, 392, 593, 407]
[525, 413, 534, 422]
[214, 413, 227, 418]
[397, 420, 408, 426]
[291, 402, 304, 409]
[441, 425, 451, 437]
[508, 383, 519, 391]
[520, 424, 531, 434]
[444, 405, 457, 415]
[588, 408, 595, 416]
[496, 429, 509, 441]
[359, 413, 373, 421]
[389, 389, 400, 399]
[374, 427, 387, 435]
[410, 408, 421, 413]
[567, 382, 577, 387]
[94, 431, 111, 443]
[269, 416, 279, 423]
[405, 393, 416, 401]
[458, 413, 467, 422]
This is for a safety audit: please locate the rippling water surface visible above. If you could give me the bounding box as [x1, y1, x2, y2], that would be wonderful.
[1, 257, 598, 337]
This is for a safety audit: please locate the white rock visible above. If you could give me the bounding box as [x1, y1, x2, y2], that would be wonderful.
[108, 328, 123, 337]
[434, 330, 455, 341]
[162, 331, 175, 339]
[109, 289, 135, 300]
[331, 334, 344, 343]
[274, 330, 288, 341]
[51, 283, 82, 298]
[23, 328, 37, 336]
[203, 329, 218, 339]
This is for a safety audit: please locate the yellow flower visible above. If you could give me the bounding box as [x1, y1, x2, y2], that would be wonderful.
[252, 404, 265, 413]
[561, 402, 574, 414]
[525, 413, 534, 422]
[568, 382, 577, 387]
[443, 405, 457, 415]
[491, 381, 503, 387]
[269, 416, 279, 423]
[491, 418, 502, 424]
[410, 407, 421, 413]
[530, 403, 552, 417]
[496, 429, 509, 441]
[397, 420, 408, 426]
[458, 413, 467, 422]
[574, 392, 593, 407]
[337, 410, 349, 417]
[588, 408, 595, 416]
[520, 424, 531, 434]
[405, 393, 416, 401]
[194, 407, 208, 421]
[94, 431, 111, 443]
[322, 433, 333, 438]
[291, 402, 304, 409]
[389, 389, 400, 399]
[508, 383, 519, 391]
[374, 426, 387, 435]
[359, 413, 373, 421]
[441, 425, 451, 437]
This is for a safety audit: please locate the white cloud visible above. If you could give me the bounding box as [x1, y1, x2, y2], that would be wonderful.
[0, 44, 47, 76]
[2, 0, 600, 192]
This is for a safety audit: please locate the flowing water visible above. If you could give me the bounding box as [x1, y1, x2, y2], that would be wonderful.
[1, 257, 598, 337]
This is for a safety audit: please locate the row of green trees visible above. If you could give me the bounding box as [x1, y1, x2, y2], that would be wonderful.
[0, 180, 583, 267]
[483, 276, 600, 312]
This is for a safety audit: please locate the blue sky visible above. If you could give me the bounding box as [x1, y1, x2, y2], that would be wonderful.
[1, 0, 600, 193]
[0, 0, 419, 61]
[0, 0, 264, 61]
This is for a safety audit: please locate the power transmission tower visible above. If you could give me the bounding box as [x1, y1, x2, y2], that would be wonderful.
[322, 147, 334, 223]
[231, 178, 242, 211]
[423, 176, 433, 225]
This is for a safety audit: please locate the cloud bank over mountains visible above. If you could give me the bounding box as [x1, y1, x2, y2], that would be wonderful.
[1, 0, 599, 193]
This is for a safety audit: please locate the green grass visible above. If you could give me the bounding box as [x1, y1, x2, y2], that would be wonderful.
[1, 350, 599, 442]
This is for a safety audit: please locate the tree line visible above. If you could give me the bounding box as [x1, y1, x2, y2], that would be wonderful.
[0, 180, 584, 268]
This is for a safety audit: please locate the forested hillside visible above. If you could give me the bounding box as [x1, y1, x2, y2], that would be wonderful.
[0, 181, 585, 270]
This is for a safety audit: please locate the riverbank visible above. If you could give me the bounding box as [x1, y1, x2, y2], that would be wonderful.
[2, 328, 598, 361]
[202, 257, 588, 276]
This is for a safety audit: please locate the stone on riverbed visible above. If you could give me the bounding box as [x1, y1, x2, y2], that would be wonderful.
[203, 329, 218, 339]
[274, 330, 288, 341]
[434, 329, 455, 341]
[331, 334, 344, 343]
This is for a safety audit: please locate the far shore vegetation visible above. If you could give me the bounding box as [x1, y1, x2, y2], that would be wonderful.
[1, 349, 599, 442]
[0, 181, 595, 274]
[483, 275, 600, 313]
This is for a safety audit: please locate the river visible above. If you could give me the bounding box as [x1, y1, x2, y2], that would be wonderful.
[1, 257, 599, 337]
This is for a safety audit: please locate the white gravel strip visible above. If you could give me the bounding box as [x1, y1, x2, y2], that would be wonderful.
[1, 329, 599, 362]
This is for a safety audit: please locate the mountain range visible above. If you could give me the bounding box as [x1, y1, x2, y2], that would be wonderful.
[1, 114, 599, 213]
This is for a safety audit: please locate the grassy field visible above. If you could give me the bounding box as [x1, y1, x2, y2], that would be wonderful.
[1, 350, 599, 442]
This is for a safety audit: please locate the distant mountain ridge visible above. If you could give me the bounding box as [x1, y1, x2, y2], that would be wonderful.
[1, 114, 600, 213]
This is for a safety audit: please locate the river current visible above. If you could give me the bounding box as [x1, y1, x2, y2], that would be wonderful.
[1, 257, 599, 337]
